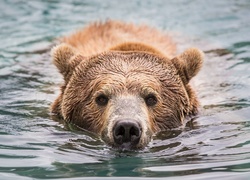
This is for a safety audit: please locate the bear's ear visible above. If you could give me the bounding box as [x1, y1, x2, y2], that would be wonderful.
[171, 48, 204, 84]
[51, 43, 83, 81]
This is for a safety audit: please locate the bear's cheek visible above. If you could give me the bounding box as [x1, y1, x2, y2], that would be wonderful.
[151, 89, 189, 130]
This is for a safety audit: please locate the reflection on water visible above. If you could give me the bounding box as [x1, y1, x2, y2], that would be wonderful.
[0, 0, 250, 179]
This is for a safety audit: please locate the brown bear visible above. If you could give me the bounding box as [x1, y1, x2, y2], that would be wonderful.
[51, 21, 203, 150]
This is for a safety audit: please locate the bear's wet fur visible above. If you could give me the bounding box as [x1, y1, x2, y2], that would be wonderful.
[51, 21, 203, 150]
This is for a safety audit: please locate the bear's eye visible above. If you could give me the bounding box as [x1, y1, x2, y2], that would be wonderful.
[144, 94, 157, 107]
[95, 94, 109, 106]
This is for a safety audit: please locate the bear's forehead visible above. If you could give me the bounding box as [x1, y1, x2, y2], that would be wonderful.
[76, 51, 175, 77]
[70, 51, 181, 93]
[86, 74, 163, 98]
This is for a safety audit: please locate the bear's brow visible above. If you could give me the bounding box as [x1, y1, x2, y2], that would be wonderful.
[90, 72, 161, 96]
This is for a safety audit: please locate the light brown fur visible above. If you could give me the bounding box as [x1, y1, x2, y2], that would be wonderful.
[51, 20, 203, 150]
[62, 21, 176, 57]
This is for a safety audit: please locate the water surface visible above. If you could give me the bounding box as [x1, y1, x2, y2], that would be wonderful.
[0, 0, 250, 179]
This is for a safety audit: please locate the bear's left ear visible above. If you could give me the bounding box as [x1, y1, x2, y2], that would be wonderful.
[51, 43, 83, 81]
[171, 48, 204, 84]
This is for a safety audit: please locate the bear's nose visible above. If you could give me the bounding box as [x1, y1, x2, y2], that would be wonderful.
[113, 120, 141, 147]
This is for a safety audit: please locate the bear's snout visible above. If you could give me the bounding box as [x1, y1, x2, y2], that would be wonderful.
[113, 119, 142, 147]
[101, 95, 151, 150]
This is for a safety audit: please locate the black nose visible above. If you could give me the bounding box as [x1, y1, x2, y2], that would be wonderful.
[113, 120, 141, 146]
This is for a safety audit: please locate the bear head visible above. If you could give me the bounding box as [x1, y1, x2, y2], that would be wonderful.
[51, 43, 203, 150]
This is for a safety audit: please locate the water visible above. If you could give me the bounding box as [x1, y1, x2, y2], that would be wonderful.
[0, 0, 250, 179]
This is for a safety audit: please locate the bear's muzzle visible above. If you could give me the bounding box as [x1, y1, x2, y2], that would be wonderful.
[103, 95, 152, 150]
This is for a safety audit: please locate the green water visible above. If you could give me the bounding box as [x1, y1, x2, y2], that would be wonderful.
[0, 0, 250, 179]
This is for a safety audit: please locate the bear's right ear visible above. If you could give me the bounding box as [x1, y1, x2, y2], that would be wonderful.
[51, 43, 83, 81]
